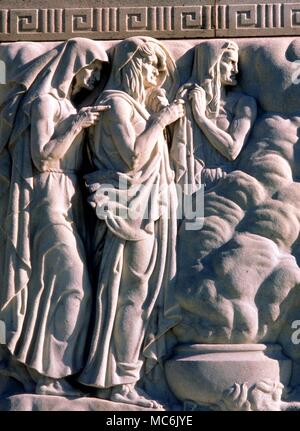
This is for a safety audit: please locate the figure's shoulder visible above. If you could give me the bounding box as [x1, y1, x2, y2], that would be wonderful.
[101, 91, 134, 119]
[33, 93, 58, 106]
[31, 93, 60, 115]
[103, 91, 132, 105]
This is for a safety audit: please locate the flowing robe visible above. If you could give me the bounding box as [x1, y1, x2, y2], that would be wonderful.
[1, 96, 92, 378]
[79, 90, 181, 387]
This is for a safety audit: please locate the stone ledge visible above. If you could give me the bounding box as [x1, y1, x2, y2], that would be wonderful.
[0, 394, 164, 411]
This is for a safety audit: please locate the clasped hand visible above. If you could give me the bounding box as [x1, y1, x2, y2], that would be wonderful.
[188, 84, 207, 119]
[176, 83, 207, 119]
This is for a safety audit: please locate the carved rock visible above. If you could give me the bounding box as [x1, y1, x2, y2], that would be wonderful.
[1, 8, 300, 411]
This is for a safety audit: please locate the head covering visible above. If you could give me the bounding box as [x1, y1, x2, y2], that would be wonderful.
[191, 40, 239, 118]
[105, 36, 178, 101]
[26, 38, 108, 102]
[0, 38, 108, 310]
[170, 40, 239, 194]
[7, 38, 108, 149]
[0, 47, 58, 154]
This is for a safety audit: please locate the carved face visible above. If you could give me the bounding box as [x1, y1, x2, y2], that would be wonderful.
[74, 60, 103, 92]
[219, 50, 239, 86]
[142, 54, 160, 89]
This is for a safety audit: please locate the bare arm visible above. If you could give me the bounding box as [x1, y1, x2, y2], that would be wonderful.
[191, 88, 257, 161]
[106, 96, 184, 171]
[31, 94, 109, 171]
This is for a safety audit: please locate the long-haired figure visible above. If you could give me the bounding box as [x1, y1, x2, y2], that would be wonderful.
[79, 37, 184, 408]
[171, 40, 257, 193]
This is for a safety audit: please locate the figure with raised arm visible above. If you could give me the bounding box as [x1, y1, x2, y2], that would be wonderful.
[171, 40, 257, 193]
[79, 37, 184, 408]
[0, 38, 110, 395]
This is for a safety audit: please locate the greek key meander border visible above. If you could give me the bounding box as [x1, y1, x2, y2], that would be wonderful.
[1, 3, 300, 41]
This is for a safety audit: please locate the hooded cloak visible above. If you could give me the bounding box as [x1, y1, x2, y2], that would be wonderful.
[0, 38, 109, 378]
[170, 40, 239, 194]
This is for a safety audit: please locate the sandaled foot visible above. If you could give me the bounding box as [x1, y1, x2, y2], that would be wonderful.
[110, 384, 162, 409]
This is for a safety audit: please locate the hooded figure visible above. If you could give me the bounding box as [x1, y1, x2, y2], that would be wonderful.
[0, 43, 59, 276]
[0, 38, 109, 393]
[78, 36, 183, 408]
[170, 40, 256, 193]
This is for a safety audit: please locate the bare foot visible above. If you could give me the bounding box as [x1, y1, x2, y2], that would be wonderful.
[36, 377, 84, 397]
[110, 384, 162, 409]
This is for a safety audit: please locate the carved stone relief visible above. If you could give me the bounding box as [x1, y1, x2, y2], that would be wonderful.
[2, 1, 300, 41]
[1, 2, 300, 412]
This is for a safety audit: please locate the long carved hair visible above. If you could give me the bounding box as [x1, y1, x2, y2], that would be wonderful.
[192, 40, 239, 118]
[105, 37, 178, 105]
[120, 42, 167, 104]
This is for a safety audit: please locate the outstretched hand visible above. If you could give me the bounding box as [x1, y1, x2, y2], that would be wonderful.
[76, 105, 111, 129]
